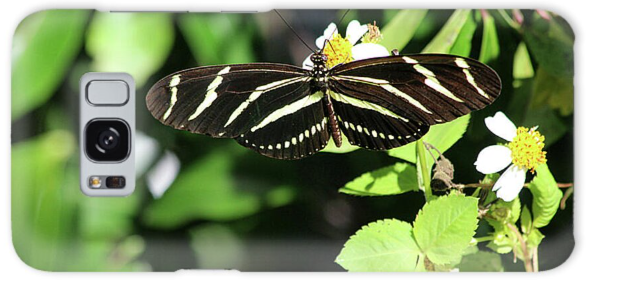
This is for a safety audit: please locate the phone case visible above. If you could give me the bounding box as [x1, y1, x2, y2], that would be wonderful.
[11, 9, 574, 272]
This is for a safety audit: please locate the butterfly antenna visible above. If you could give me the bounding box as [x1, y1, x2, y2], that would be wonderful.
[274, 10, 315, 52]
[319, 10, 351, 53]
[327, 40, 337, 54]
[336, 9, 351, 27]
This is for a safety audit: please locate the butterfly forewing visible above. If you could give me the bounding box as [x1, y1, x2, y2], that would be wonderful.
[146, 63, 309, 138]
[329, 54, 501, 126]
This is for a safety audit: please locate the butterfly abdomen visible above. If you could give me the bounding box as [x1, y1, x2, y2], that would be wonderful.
[323, 94, 342, 147]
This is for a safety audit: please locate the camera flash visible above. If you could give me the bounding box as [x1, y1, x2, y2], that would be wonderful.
[89, 176, 102, 188]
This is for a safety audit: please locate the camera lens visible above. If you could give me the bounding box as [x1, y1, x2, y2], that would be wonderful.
[85, 119, 130, 162]
[98, 128, 120, 151]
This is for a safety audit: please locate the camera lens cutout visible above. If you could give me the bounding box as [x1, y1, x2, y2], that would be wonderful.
[98, 129, 120, 150]
[85, 119, 130, 162]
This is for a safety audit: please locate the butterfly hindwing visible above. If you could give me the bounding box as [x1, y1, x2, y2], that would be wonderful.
[327, 90, 429, 150]
[236, 92, 330, 159]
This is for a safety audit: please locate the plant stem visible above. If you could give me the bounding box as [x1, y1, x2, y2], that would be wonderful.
[455, 182, 574, 190]
[560, 186, 574, 210]
[416, 140, 433, 201]
[506, 223, 533, 272]
[532, 246, 539, 272]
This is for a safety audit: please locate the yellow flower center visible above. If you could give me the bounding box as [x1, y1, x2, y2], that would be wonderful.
[508, 127, 547, 173]
[323, 34, 353, 68]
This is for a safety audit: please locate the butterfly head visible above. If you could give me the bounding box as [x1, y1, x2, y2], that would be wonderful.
[310, 52, 328, 66]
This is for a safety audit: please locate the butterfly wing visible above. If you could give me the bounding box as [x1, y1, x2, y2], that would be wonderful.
[327, 89, 430, 150]
[146, 63, 330, 159]
[235, 91, 331, 159]
[327, 54, 501, 149]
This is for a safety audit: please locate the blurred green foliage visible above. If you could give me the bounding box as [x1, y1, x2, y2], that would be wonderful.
[179, 14, 256, 65]
[86, 12, 174, 87]
[381, 9, 428, 50]
[11, 9, 573, 272]
[12, 131, 76, 270]
[12, 10, 89, 120]
[143, 146, 295, 229]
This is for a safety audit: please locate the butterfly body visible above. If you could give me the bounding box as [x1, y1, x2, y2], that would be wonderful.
[147, 53, 501, 160]
[308, 52, 343, 147]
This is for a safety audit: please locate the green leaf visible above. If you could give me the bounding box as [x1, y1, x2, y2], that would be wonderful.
[336, 219, 421, 272]
[423, 9, 472, 53]
[520, 205, 532, 234]
[339, 162, 418, 196]
[509, 198, 522, 224]
[86, 12, 174, 87]
[423, 114, 470, 157]
[529, 163, 563, 228]
[11, 131, 76, 270]
[487, 231, 517, 254]
[12, 10, 89, 120]
[513, 42, 535, 80]
[508, 73, 568, 148]
[531, 67, 574, 116]
[381, 10, 428, 51]
[387, 143, 417, 164]
[522, 13, 574, 79]
[479, 11, 500, 64]
[388, 114, 470, 164]
[526, 228, 545, 248]
[458, 251, 504, 272]
[321, 135, 359, 154]
[449, 11, 477, 57]
[485, 217, 519, 255]
[413, 194, 479, 265]
[441, 243, 478, 270]
[489, 198, 521, 224]
[471, 173, 499, 202]
[523, 107, 568, 148]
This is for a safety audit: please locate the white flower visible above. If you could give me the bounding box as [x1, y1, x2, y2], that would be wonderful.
[474, 112, 547, 201]
[302, 20, 389, 70]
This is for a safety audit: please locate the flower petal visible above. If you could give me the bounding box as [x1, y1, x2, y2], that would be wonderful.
[315, 36, 326, 49]
[316, 23, 338, 48]
[485, 112, 517, 141]
[492, 164, 527, 201]
[302, 54, 314, 70]
[345, 20, 368, 44]
[474, 145, 512, 174]
[351, 43, 389, 60]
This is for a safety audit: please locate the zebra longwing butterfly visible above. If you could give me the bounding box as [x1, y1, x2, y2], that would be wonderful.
[146, 51, 501, 160]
